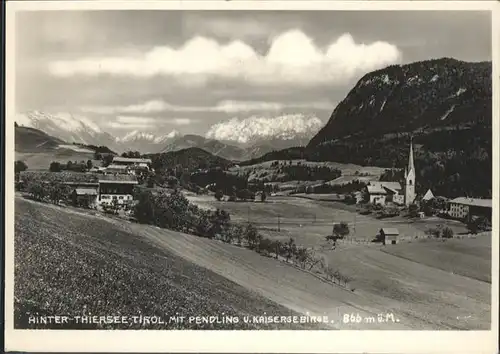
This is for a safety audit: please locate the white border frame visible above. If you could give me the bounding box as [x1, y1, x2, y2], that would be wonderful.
[4, 1, 499, 353]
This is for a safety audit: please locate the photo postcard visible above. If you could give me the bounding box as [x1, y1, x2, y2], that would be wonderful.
[4, 1, 499, 353]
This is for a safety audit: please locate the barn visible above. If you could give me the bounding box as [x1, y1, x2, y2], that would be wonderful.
[379, 228, 399, 245]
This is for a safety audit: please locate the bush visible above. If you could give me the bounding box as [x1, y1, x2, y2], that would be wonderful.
[467, 216, 490, 234]
[49, 162, 63, 172]
[442, 227, 454, 239]
[214, 190, 224, 201]
[332, 222, 350, 240]
[408, 203, 420, 218]
[425, 227, 442, 238]
[236, 189, 255, 201]
[15, 160, 28, 174]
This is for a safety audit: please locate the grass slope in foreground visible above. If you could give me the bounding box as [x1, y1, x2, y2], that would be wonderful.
[14, 198, 320, 329]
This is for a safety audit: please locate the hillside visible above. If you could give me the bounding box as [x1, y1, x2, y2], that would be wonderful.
[15, 197, 316, 329]
[147, 147, 233, 171]
[242, 58, 492, 198]
[162, 135, 247, 161]
[15, 124, 65, 152]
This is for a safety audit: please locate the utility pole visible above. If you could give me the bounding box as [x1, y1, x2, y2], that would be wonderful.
[353, 212, 356, 237]
[278, 215, 281, 232]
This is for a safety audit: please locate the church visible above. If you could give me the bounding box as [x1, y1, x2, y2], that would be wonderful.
[365, 138, 416, 206]
[403, 138, 416, 206]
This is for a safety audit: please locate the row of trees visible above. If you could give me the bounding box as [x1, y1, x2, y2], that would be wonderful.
[23, 179, 71, 205]
[132, 189, 352, 288]
[49, 160, 93, 173]
[214, 188, 267, 202]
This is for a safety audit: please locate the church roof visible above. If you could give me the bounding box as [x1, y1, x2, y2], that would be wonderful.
[408, 138, 415, 173]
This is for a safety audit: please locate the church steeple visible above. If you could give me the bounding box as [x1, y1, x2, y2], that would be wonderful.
[407, 136, 415, 174]
[404, 136, 416, 206]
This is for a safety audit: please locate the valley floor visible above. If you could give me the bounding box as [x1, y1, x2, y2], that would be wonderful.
[14, 196, 491, 330]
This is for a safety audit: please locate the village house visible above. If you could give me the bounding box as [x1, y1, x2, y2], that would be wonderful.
[71, 188, 98, 208]
[98, 174, 139, 206]
[365, 184, 387, 205]
[366, 181, 404, 205]
[105, 164, 129, 174]
[111, 156, 153, 175]
[447, 197, 492, 222]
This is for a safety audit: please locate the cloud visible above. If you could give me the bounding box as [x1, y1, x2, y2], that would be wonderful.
[49, 30, 401, 86]
[205, 113, 324, 144]
[105, 115, 195, 130]
[81, 99, 333, 115]
[116, 116, 156, 124]
[184, 16, 278, 41]
[170, 118, 193, 126]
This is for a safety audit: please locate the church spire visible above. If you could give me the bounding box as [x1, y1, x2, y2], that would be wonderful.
[408, 136, 414, 173]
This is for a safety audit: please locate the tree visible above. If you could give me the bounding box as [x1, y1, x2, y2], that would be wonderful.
[122, 151, 141, 158]
[27, 181, 46, 201]
[49, 162, 63, 172]
[102, 154, 114, 167]
[333, 222, 350, 240]
[147, 176, 155, 188]
[442, 227, 454, 239]
[15, 160, 28, 174]
[236, 189, 254, 201]
[214, 190, 224, 201]
[260, 191, 267, 202]
[408, 203, 420, 218]
[86, 160, 93, 170]
[244, 223, 261, 250]
[295, 247, 309, 269]
[467, 216, 490, 234]
[134, 191, 156, 223]
[284, 238, 297, 263]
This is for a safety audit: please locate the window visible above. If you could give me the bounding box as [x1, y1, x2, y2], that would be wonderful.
[119, 196, 124, 200]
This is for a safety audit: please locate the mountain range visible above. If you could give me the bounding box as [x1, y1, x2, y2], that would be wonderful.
[14, 111, 321, 161]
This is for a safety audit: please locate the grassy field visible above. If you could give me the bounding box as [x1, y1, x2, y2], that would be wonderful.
[185, 194, 491, 329]
[14, 197, 322, 330]
[186, 195, 469, 246]
[317, 242, 491, 330]
[16, 150, 101, 170]
[381, 237, 491, 283]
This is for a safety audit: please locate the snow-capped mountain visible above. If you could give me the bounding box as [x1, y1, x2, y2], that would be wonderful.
[15, 111, 118, 149]
[115, 129, 182, 153]
[205, 114, 324, 146]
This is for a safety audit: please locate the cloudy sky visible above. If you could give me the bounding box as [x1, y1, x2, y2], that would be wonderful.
[16, 10, 491, 140]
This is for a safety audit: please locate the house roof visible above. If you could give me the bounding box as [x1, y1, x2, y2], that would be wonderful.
[112, 157, 152, 164]
[369, 181, 402, 193]
[98, 174, 138, 184]
[380, 228, 399, 235]
[366, 185, 387, 194]
[449, 197, 492, 208]
[74, 188, 98, 195]
[422, 189, 435, 201]
[106, 164, 129, 170]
